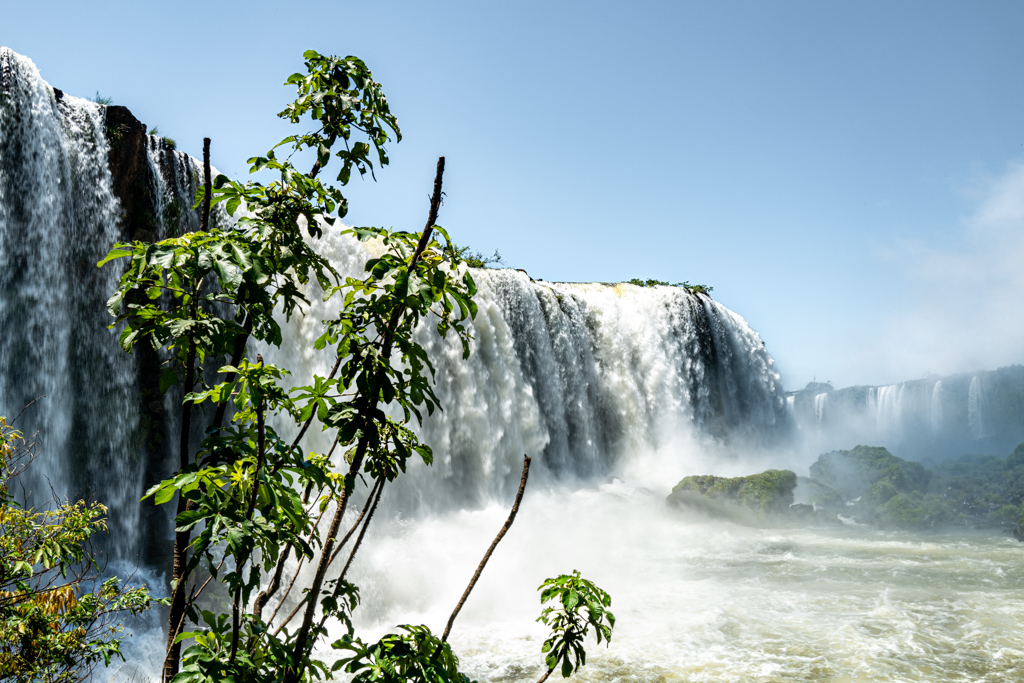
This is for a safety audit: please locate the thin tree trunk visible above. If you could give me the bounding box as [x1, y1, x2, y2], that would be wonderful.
[162, 140, 213, 682]
[282, 156, 445, 683]
[435, 455, 530, 657]
[200, 137, 211, 230]
[162, 332, 195, 681]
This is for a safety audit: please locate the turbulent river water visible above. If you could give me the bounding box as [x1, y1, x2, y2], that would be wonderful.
[3, 47, 1024, 683]
[345, 489, 1024, 683]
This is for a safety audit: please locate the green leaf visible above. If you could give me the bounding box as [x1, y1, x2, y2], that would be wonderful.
[97, 247, 134, 267]
[159, 368, 178, 393]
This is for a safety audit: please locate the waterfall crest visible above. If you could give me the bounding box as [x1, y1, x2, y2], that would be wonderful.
[262, 231, 793, 512]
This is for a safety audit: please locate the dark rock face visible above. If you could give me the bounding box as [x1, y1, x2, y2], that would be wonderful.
[104, 104, 153, 241]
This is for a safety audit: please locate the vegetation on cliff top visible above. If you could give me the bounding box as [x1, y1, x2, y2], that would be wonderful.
[625, 279, 714, 295]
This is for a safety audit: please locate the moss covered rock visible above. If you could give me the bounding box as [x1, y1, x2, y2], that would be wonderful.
[809, 445, 931, 502]
[668, 469, 797, 519]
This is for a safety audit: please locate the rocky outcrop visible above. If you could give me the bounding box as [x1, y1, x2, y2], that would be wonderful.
[667, 469, 798, 522]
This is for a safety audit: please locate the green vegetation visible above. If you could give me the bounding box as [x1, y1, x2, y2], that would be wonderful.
[809, 445, 931, 503]
[147, 126, 177, 150]
[92, 92, 113, 105]
[453, 245, 504, 268]
[667, 469, 796, 519]
[0, 416, 159, 681]
[95, 50, 612, 683]
[536, 571, 614, 682]
[803, 443, 1024, 530]
[626, 279, 713, 295]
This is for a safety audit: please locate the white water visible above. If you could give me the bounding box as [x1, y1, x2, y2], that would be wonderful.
[342, 487, 1024, 683]
[263, 228, 792, 512]
[0, 48, 142, 561]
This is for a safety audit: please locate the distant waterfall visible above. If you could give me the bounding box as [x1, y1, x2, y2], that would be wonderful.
[968, 376, 987, 440]
[930, 380, 943, 434]
[790, 369, 1024, 459]
[814, 393, 827, 424]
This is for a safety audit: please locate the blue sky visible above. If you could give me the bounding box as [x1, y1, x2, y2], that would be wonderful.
[6, 0, 1024, 389]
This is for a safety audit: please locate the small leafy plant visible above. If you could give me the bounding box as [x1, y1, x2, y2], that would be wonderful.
[536, 571, 615, 681]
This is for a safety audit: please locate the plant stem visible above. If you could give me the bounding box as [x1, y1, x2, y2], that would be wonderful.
[162, 142, 212, 681]
[314, 477, 385, 635]
[439, 455, 530, 645]
[201, 137, 211, 230]
[231, 355, 266, 662]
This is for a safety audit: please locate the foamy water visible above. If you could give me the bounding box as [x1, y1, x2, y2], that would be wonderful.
[338, 482, 1024, 683]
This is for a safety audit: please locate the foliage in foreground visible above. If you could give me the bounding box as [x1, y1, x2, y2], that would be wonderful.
[97, 49, 614, 683]
[0, 417, 159, 682]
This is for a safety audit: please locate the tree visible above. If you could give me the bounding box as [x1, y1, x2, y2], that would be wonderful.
[100, 50, 613, 683]
[0, 414, 159, 682]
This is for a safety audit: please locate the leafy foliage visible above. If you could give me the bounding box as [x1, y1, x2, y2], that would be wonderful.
[537, 572, 614, 679]
[0, 417, 159, 682]
[797, 443, 1024, 530]
[333, 625, 474, 683]
[452, 245, 504, 269]
[98, 48, 613, 683]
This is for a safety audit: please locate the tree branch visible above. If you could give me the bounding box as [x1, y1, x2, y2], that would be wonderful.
[283, 157, 446, 683]
[439, 455, 531, 646]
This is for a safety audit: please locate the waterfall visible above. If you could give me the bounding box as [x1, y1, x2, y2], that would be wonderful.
[1, 45, 792, 561]
[813, 393, 827, 424]
[0, 48, 144, 563]
[930, 380, 943, 434]
[874, 384, 902, 436]
[968, 375, 986, 440]
[262, 230, 793, 511]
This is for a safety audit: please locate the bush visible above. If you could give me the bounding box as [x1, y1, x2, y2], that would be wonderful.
[0, 416, 159, 681]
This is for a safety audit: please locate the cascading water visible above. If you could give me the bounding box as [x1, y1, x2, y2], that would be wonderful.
[260, 228, 794, 514]
[930, 379, 943, 434]
[968, 375, 987, 440]
[792, 368, 1024, 460]
[813, 393, 827, 424]
[0, 48, 144, 563]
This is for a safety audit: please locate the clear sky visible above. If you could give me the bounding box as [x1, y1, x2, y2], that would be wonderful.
[6, 0, 1024, 390]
